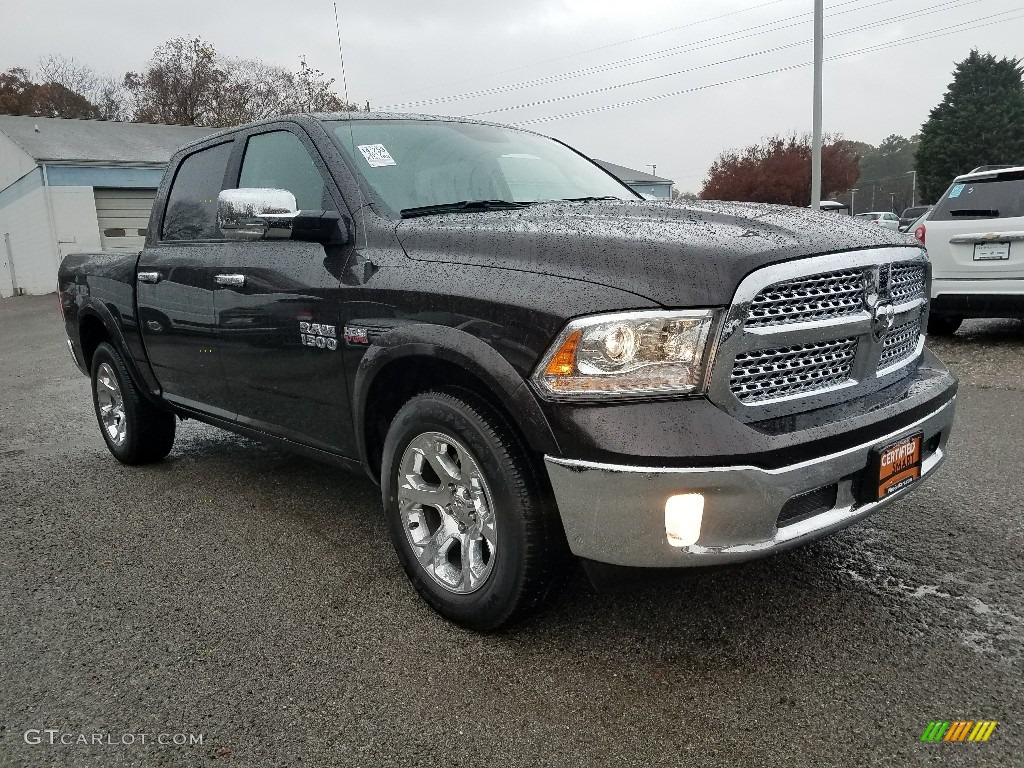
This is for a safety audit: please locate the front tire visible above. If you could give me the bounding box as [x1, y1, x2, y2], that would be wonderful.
[927, 314, 963, 336]
[381, 390, 567, 631]
[91, 342, 176, 464]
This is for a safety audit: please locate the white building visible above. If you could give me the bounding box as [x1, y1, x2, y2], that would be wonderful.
[0, 116, 214, 297]
[593, 160, 674, 199]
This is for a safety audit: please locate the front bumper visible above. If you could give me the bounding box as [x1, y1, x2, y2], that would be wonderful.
[545, 396, 956, 567]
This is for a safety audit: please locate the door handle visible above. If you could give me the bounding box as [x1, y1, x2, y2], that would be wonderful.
[137, 271, 161, 284]
[214, 274, 246, 288]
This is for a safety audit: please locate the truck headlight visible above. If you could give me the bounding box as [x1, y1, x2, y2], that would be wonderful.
[533, 310, 718, 399]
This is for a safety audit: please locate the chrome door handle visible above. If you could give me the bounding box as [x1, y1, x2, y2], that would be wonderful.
[214, 274, 246, 288]
[137, 271, 161, 284]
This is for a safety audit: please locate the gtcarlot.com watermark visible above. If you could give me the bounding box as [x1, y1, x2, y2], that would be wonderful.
[23, 729, 204, 747]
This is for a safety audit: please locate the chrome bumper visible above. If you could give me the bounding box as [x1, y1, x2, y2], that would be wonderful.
[544, 397, 956, 567]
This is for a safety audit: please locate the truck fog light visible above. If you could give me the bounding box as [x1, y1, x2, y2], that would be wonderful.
[665, 493, 704, 547]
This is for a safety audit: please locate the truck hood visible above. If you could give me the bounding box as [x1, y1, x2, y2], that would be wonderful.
[395, 199, 916, 306]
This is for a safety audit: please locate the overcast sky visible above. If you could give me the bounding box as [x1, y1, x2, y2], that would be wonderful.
[3, 0, 1022, 191]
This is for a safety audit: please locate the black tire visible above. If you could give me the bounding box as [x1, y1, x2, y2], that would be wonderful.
[90, 341, 176, 465]
[927, 314, 963, 336]
[381, 389, 568, 631]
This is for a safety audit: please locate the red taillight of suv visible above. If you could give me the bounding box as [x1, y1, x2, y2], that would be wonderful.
[914, 224, 926, 246]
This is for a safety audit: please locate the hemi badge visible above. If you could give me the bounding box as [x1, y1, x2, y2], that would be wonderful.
[344, 326, 369, 344]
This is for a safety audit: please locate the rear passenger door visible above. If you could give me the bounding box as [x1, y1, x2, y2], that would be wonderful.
[137, 140, 235, 417]
[215, 125, 356, 455]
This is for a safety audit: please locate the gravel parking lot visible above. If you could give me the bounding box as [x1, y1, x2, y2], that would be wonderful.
[1, 294, 1022, 767]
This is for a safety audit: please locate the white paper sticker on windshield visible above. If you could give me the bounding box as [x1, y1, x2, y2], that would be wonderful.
[357, 144, 396, 168]
[949, 183, 965, 198]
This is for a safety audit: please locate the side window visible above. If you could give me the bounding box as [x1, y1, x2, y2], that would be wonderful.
[162, 141, 233, 241]
[238, 131, 326, 210]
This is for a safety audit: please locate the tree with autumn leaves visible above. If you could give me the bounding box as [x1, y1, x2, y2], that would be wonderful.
[700, 134, 860, 206]
[0, 37, 360, 128]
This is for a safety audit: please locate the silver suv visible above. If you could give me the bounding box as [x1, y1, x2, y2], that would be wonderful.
[920, 165, 1024, 334]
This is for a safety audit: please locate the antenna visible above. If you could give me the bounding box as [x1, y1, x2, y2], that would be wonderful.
[333, 2, 368, 249]
[334, 2, 351, 107]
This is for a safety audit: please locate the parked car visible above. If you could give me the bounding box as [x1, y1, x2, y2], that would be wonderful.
[918, 165, 1024, 335]
[57, 113, 958, 630]
[908, 210, 930, 246]
[815, 200, 851, 214]
[899, 205, 931, 232]
[855, 211, 901, 230]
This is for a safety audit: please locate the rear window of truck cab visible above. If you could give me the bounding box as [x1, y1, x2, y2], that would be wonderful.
[162, 141, 234, 241]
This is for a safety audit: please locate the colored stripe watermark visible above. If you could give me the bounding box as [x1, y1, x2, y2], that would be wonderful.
[920, 721, 998, 742]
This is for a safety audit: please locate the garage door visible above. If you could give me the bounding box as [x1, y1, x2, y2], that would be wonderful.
[95, 189, 157, 251]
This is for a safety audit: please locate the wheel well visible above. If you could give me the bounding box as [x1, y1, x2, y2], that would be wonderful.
[362, 356, 523, 481]
[79, 314, 110, 372]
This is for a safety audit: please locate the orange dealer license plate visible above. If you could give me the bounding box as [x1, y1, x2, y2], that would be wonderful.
[871, 432, 923, 500]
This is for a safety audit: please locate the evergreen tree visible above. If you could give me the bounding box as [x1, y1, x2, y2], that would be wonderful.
[916, 50, 1024, 203]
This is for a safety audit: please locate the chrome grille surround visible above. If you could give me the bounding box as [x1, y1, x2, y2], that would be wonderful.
[708, 247, 930, 421]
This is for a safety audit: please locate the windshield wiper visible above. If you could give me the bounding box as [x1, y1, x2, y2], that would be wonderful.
[400, 200, 531, 218]
[548, 196, 625, 203]
[950, 208, 1000, 218]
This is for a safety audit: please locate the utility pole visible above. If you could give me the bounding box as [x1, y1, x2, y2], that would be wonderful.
[871, 187, 876, 210]
[849, 188, 858, 215]
[906, 169, 917, 207]
[889, 192, 896, 212]
[810, 0, 823, 210]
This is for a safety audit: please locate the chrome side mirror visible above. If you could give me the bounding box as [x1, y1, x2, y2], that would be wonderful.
[218, 188, 298, 241]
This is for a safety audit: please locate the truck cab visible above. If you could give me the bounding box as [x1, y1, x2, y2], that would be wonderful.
[58, 113, 958, 630]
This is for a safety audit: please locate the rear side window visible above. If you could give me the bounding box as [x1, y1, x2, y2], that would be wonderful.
[238, 131, 326, 210]
[162, 141, 233, 241]
[931, 174, 1024, 221]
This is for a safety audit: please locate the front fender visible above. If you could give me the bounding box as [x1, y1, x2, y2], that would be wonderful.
[352, 324, 561, 470]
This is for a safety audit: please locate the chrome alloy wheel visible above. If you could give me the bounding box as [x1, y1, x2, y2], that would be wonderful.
[397, 432, 498, 594]
[96, 362, 127, 446]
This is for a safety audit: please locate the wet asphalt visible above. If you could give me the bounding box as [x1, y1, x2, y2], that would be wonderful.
[1, 294, 1021, 767]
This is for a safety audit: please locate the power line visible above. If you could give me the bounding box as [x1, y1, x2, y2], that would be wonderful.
[377, 0, 790, 103]
[512, 10, 1024, 126]
[383, 0, 893, 110]
[465, 0, 987, 119]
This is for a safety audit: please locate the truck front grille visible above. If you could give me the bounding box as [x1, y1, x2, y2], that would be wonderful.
[878, 313, 923, 370]
[730, 338, 857, 404]
[709, 249, 930, 420]
[745, 268, 865, 327]
[889, 262, 927, 305]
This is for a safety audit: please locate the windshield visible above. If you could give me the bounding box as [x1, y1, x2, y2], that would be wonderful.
[931, 173, 1024, 220]
[328, 119, 636, 216]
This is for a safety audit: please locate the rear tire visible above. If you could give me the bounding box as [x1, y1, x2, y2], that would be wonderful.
[91, 342, 176, 464]
[381, 389, 567, 631]
[927, 314, 962, 336]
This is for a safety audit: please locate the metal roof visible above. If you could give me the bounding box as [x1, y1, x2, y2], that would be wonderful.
[593, 159, 673, 185]
[0, 115, 216, 165]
